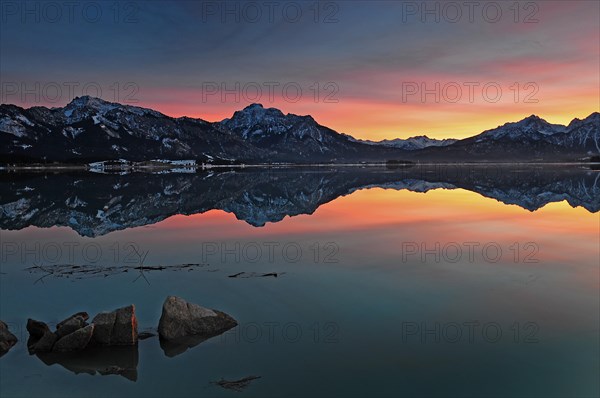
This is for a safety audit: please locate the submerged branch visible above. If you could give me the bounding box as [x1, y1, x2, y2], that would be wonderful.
[212, 376, 262, 391]
[24, 263, 212, 281]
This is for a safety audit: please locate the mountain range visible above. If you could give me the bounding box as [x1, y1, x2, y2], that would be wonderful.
[0, 96, 598, 163]
[349, 135, 458, 150]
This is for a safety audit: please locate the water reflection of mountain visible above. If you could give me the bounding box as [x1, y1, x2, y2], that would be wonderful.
[1, 166, 598, 237]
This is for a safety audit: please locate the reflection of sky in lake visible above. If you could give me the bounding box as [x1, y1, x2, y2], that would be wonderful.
[0, 187, 598, 397]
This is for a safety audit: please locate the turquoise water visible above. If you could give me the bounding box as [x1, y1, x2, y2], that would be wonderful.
[0, 168, 598, 397]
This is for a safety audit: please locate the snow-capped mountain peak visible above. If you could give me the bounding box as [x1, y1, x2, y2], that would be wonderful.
[68, 95, 114, 109]
[223, 103, 285, 125]
[512, 114, 565, 134]
[567, 112, 600, 130]
[350, 135, 457, 150]
[244, 103, 265, 110]
[63, 96, 166, 120]
[221, 103, 317, 140]
[472, 115, 567, 142]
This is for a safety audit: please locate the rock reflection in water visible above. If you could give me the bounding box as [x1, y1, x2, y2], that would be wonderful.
[159, 334, 212, 358]
[36, 345, 139, 381]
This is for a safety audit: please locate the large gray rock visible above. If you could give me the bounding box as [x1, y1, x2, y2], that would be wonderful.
[53, 324, 94, 352]
[158, 296, 237, 341]
[91, 305, 137, 346]
[0, 321, 18, 355]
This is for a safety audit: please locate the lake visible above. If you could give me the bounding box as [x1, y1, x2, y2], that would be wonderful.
[0, 165, 598, 397]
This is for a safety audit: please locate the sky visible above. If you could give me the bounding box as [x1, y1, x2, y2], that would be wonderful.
[0, 0, 599, 140]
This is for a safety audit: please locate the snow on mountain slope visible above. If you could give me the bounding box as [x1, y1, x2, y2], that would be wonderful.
[471, 115, 567, 142]
[0, 96, 262, 163]
[352, 135, 457, 150]
[1, 98, 598, 163]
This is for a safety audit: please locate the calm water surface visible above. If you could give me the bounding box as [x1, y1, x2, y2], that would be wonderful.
[0, 166, 598, 397]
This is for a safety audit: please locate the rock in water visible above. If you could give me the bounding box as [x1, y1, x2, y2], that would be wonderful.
[56, 312, 89, 329]
[56, 315, 88, 339]
[30, 331, 58, 353]
[112, 306, 138, 345]
[0, 321, 18, 355]
[158, 296, 237, 341]
[91, 312, 116, 346]
[91, 305, 137, 346]
[27, 319, 50, 340]
[53, 324, 95, 352]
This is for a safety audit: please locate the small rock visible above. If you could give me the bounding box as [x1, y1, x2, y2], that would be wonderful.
[91, 311, 117, 346]
[30, 331, 58, 353]
[56, 316, 87, 339]
[91, 305, 137, 346]
[158, 296, 237, 341]
[27, 319, 50, 340]
[112, 306, 138, 345]
[53, 324, 94, 352]
[0, 321, 18, 355]
[56, 312, 89, 329]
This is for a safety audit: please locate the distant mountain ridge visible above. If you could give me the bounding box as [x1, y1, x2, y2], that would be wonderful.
[351, 135, 458, 150]
[1, 96, 598, 163]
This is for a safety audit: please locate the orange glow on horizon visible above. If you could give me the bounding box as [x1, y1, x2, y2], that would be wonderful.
[131, 94, 599, 141]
